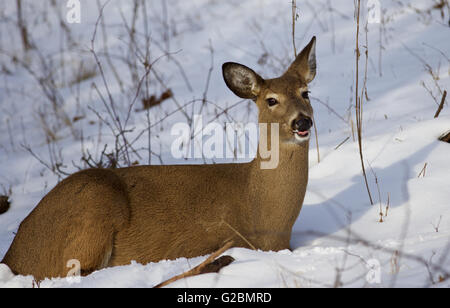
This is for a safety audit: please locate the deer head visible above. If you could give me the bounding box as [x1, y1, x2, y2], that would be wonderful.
[223, 37, 317, 145]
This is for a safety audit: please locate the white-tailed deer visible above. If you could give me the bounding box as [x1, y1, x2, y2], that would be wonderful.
[2, 37, 317, 281]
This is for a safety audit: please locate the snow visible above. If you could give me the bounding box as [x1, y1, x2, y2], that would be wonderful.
[0, 0, 449, 288]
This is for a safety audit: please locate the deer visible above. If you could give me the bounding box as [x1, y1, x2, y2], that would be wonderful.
[1, 37, 317, 281]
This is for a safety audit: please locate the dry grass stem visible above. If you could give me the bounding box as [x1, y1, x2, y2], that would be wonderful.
[154, 241, 235, 288]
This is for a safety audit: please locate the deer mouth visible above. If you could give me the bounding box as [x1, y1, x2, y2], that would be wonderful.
[293, 130, 310, 137]
[292, 130, 311, 144]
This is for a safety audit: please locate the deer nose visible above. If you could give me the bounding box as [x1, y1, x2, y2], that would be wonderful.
[292, 116, 313, 132]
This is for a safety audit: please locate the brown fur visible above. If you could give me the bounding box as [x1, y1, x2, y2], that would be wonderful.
[2, 38, 317, 281]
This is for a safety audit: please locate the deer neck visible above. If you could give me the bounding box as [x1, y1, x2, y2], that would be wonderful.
[241, 139, 309, 247]
[251, 140, 309, 205]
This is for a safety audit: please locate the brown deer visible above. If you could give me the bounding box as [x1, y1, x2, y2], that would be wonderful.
[1, 37, 317, 281]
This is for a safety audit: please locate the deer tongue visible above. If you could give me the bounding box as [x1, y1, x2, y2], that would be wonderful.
[296, 131, 309, 137]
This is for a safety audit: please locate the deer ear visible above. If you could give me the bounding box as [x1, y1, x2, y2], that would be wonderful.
[222, 62, 264, 99]
[286, 36, 317, 83]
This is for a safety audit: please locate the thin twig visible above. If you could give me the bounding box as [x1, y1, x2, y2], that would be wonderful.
[417, 163, 428, 178]
[355, 0, 374, 205]
[312, 114, 321, 163]
[221, 221, 257, 250]
[291, 0, 298, 57]
[154, 241, 234, 288]
[434, 90, 447, 118]
[335, 136, 350, 150]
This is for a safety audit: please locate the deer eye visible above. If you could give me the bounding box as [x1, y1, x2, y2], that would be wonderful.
[302, 91, 310, 100]
[266, 98, 279, 107]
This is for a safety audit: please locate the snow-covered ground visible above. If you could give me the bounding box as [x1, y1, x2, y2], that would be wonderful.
[0, 0, 449, 288]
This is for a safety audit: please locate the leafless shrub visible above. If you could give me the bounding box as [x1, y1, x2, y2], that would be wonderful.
[403, 43, 448, 110]
[22, 139, 70, 181]
[404, 0, 449, 26]
[431, 216, 443, 233]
